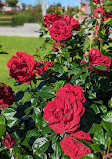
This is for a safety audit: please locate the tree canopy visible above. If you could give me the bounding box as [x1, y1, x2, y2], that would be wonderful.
[6, 0, 18, 8]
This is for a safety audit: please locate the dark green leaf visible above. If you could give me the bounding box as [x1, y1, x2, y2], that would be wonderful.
[32, 107, 41, 124]
[0, 116, 5, 125]
[108, 98, 112, 108]
[0, 124, 6, 138]
[90, 104, 100, 114]
[80, 153, 97, 159]
[1, 108, 17, 128]
[15, 91, 24, 102]
[32, 137, 49, 154]
[38, 86, 56, 99]
[99, 105, 107, 114]
[102, 111, 112, 123]
[95, 65, 107, 71]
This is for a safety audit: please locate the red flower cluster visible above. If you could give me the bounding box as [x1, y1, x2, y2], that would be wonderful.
[81, 48, 111, 75]
[60, 130, 92, 159]
[43, 13, 61, 28]
[35, 61, 53, 76]
[7, 52, 36, 84]
[43, 83, 85, 134]
[43, 13, 80, 43]
[49, 20, 73, 42]
[93, 7, 105, 19]
[0, 83, 15, 109]
[3, 134, 15, 148]
[93, 0, 104, 4]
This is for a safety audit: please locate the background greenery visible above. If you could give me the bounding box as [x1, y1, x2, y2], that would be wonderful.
[0, 36, 51, 100]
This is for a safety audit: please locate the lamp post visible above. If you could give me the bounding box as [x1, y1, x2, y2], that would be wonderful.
[42, 0, 46, 17]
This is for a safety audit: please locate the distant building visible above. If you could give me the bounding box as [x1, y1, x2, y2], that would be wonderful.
[78, 0, 90, 21]
[16, 2, 26, 11]
[2, 1, 26, 11]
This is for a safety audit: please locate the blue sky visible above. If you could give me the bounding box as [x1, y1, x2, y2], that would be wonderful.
[15, 0, 80, 7]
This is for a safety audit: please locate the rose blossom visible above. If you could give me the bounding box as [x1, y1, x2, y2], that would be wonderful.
[3, 134, 15, 148]
[70, 17, 80, 30]
[0, 83, 15, 109]
[49, 20, 73, 42]
[35, 61, 53, 76]
[93, 7, 105, 19]
[43, 83, 85, 134]
[7, 52, 36, 84]
[61, 15, 80, 30]
[43, 13, 61, 28]
[60, 130, 92, 159]
[93, 0, 104, 4]
[81, 48, 111, 75]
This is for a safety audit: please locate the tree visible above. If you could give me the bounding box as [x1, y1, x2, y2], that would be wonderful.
[6, 0, 18, 8]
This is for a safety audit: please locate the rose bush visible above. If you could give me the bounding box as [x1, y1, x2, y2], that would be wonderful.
[0, 0, 112, 158]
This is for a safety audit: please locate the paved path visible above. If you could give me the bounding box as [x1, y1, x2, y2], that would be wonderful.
[0, 23, 41, 37]
[0, 23, 111, 38]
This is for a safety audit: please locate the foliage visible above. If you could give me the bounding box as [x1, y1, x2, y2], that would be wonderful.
[0, 0, 112, 159]
[6, 0, 18, 8]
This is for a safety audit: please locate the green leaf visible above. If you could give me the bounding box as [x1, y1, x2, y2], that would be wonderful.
[1, 108, 17, 128]
[32, 107, 41, 124]
[108, 98, 112, 108]
[22, 129, 40, 146]
[0, 124, 6, 138]
[68, 68, 81, 75]
[32, 137, 49, 154]
[95, 65, 107, 71]
[24, 155, 33, 159]
[51, 141, 62, 158]
[99, 105, 107, 113]
[0, 116, 5, 125]
[107, 137, 111, 148]
[80, 153, 97, 159]
[90, 124, 106, 149]
[90, 104, 100, 114]
[38, 86, 56, 99]
[102, 111, 112, 123]
[54, 80, 65, 90]
[53, 64, 64, 74]
[90, 144, 100, 152]
[15, 91, 24, 102]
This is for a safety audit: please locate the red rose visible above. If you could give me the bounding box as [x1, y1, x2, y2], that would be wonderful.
[61, 15, 80, 30]
[93, 0, 104, 4]
[43, 84, 85, 134]
[43, 13, 61, 28]
[53, 42, 66, 52]
[7, 52, 36, 84]
[3, 134, 15, 148]
[0, 83, 15, 109]
[81, 48, 111, 75]
[35, 61, 53, 76]
[58, 83, 85, 104]
[61, 15, 72, 25]
[70, 18, 80, 30]
[49, 20, 72, 42]
[60, 130, 92, 159]
[93, 7, 105, 18]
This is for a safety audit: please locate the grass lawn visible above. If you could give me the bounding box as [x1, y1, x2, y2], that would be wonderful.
[0, 36, 52, 101]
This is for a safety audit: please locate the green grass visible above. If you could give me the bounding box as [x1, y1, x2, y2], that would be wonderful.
[0, 36, 52, 101]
